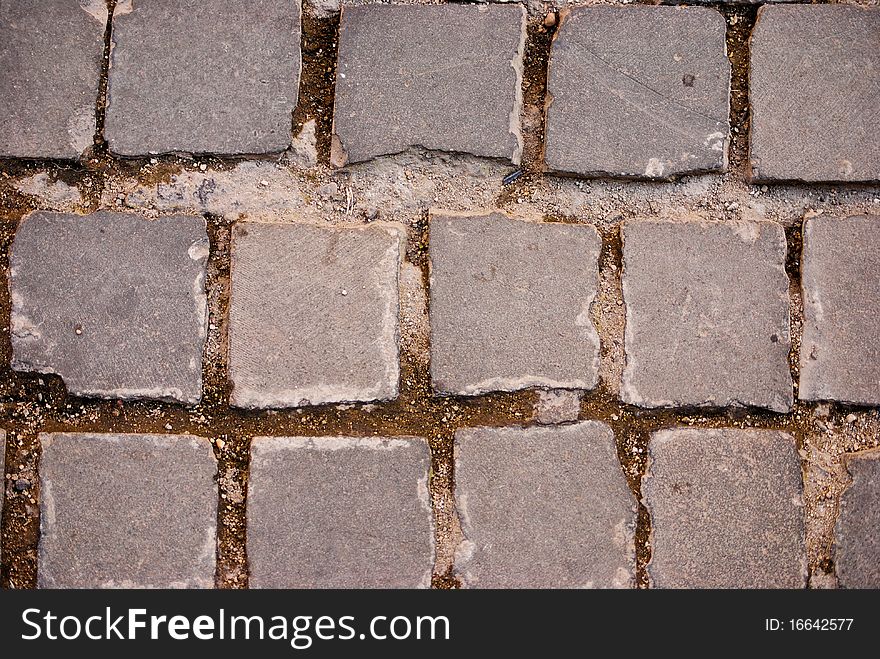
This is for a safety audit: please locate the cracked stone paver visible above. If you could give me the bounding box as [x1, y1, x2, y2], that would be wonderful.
[545, 6, 730, 179]
[454, 422, 636, 588]
[0, 0, 105, 159]
[228, 221, 401, 408]
[750, 5, 880, 182]
[643, 428, 807, 589]
[332, 4, 525, 165]
[247, 436, 434, 588]
[429, 213, 601, 396]
[105, 0, 300, 156]
[10, 211, 208, 404]
[38, 432, 217, 588]
[621, 220, 793, 412]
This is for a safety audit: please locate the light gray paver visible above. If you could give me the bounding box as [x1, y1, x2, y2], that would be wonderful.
[105, 0, 301, 156]
[454, 422, 636, 588]
[835, 448, 880, 589]
[429, 213, 600, 396]
[749, 5, 880, 182]
[10, 211, 208, 404]
[545, 6, 730, 179]
[643, 428, 807, 589]
[0, 0, 105, 159]
[799, 215, 880, 405]
[248, 436, 434, 588]
[229, 221, 401, 408]
[38, 433, 217, 588]
[332, 4, 525, 165]
[621, 220, 793, 412]
[535, 389, 582, 425]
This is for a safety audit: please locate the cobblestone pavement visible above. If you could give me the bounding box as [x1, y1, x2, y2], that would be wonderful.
[1, 0, 878, 589]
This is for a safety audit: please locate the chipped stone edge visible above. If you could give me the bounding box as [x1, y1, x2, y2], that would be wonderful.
[37, 432, 217, 589]
[619, 219, 794, 413]
[509, 4, 526, 166]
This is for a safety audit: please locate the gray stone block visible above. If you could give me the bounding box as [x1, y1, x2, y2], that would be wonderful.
[750, 5, 880, 182]
[454, 422, 636, 588]
[545, 6, 730, 179]
[38, 433, 217, 588]
[621, 220, 793, 412]
[10, 211, 208, 404]
[799, 215, 880, 406]
[105, 0, 301, 156]
[0, 0, 105, 159]
[429, 213, 600, 396]
[248, 436, 434, 588]
[835, 449, 880, 589]
[229, 221, 401, 408]
[643, 428, 806, 589]
[332, 4, 525, 165]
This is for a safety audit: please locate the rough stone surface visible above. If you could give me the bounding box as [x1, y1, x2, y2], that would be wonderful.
[0, 0, 105, 159]
[643, 428, 806, 589]
[430, 213, 600, 395]
[38, 433, 217, 588]
[10, 211, 208, 403]
[545, 6, 730, 179]
[229, 221, 401, 408]
[454, 422, 636, 588]
[835, 448, 880, 589]
[799, 215, 880, 406]
[749, 5, 880, 182]
[535, 389, 582, 425]
[105, 0, 301, 156]
[332, 4, 525, 165]
[248, 436, 434, 588]
[621, 220, 793, 412]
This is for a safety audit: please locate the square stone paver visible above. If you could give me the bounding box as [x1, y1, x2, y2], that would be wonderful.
[0, 0, 105, 159]
[248, 436, 434, 588]
[545, 6, 730, 179]
[750, 5, 880, 182]
[643, 428, 806, 589]
[454, 422, 636, 588]
[621, 220, 793, 412]
[105, 0, 300, 156]
[799, 215, 880, 405]
[38, 433, 217, 588]
[835, 448, 880, 589]
[332, 4, 525, 165]
[430, 213, 600, 396]
[229, 221, 401, 408]
[10, 211, 208, 404]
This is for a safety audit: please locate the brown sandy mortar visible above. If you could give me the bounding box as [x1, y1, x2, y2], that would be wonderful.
[292, 9, 340, 166]
[721, 5, 758, 175]
[495, 8, 557, 208]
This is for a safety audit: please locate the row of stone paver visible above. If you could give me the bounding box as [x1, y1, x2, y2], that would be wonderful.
[20, 427, 878, 588]
[1, 2, 877, 182]
[9, 210, 880, 409]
